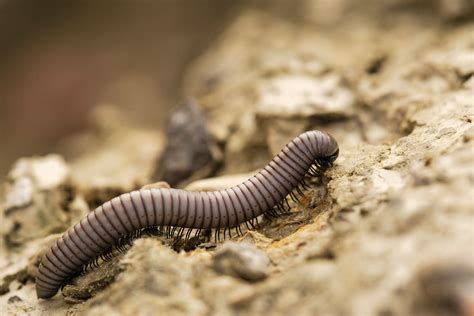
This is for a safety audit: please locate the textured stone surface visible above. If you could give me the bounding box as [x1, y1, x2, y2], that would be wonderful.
[184, 172, 255, 192]
[213, 241, 269, 282]
[1, 3, 473, 316]
[65, 105, 164, 207]
[0, 155, 83, 247]
[184, 12, 358, 174]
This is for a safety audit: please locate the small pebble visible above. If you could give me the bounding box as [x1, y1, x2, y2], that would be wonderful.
[7, 296, 22, 304]
[213, 241, 269, 282]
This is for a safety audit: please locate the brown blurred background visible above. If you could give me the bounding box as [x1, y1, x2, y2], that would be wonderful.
[0, 0, 247, 179]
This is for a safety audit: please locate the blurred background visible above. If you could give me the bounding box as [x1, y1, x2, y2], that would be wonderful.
[0, 0, 472, 179]
[0, 0, 247, 179]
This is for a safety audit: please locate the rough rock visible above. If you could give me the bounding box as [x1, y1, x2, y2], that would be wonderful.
[62, 256, 124, 303]
[0, 155, 84, 247]
[64, 105, 164, 206]
[184, 12, 358, 174]
[141, 181, 171, 190]
[82, 239, 209, 316]
[184, 172, 255, 192]
[1, 3, 474, 316]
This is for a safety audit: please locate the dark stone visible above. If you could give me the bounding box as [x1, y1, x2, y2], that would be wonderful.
[157, 101, 218, 186]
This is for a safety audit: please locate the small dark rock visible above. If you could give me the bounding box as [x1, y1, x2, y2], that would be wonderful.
[157, 100, 220, 186]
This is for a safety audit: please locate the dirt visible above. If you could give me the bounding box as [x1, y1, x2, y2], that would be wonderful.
[1, 2, 473, 315]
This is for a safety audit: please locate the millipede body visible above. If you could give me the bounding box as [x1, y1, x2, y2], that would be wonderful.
[36, 130, 339, 299]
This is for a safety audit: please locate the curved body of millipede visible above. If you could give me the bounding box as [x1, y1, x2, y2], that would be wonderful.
[36, 130, 339, 299]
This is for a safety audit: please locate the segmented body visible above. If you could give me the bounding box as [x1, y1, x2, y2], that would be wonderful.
[36, 130, 339, 299]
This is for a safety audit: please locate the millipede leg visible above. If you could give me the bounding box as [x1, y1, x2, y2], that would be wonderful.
[185, 228, 193, 240]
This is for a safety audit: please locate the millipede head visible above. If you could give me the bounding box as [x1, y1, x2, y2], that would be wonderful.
[321, 131, 339, 159]
[302, 130, 339, 162]
[326, 147, 339, 163]
[324, 133, 339, 163]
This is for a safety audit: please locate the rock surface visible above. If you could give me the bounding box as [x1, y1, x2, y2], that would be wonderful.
[213, 241, 269, 282]
[63, 105, 164, 207]
[184, 171, 256, 192]
[0, 155, 82, 247]
[1, 3, 473, 316]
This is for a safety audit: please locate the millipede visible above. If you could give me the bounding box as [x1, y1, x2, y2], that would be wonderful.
[35, 130, 339, 299]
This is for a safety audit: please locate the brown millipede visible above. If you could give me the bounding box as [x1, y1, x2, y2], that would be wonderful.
[36, 130, 339, 299]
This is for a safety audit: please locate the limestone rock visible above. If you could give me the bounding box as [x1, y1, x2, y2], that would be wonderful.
[65, 105, 164, 206]
[213, 241, 269, 282]
[184, 12, 357, 174]
[184, 172, 255, 192]
[0, 155, 83, 246]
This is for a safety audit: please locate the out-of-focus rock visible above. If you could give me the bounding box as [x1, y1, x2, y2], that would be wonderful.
[184, 12, 358, 174]
[140, 181, 171, 190]
[184, 172, 255, 192]
[0, 234, 67, 314]
[3, 155, 69, 211]
[63, 105, 164, 207]
[357, 33, 473, 135]
[439, 0, 474, 20]
[409, 263, 474, 316]
[157, 101, 221, 187]
[213, 241, 269, 282]
[0, 155, 84, 247]
[256, 69, 355, 118]
[300, 0, 474, 25]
